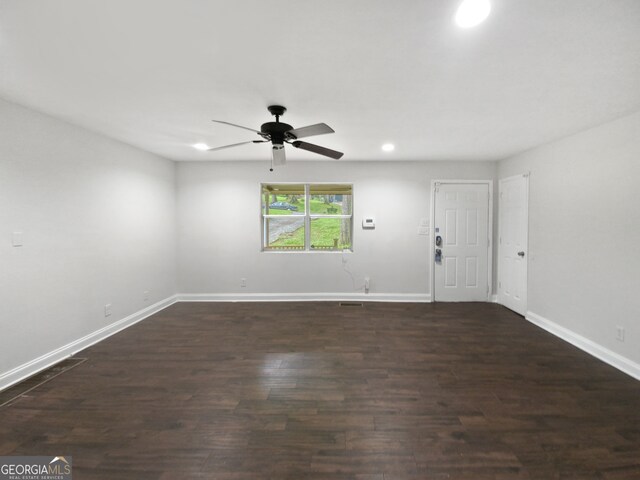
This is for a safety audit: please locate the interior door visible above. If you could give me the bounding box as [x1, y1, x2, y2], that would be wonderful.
[434, 183, 490, 302]
[498, 174, 529, 315]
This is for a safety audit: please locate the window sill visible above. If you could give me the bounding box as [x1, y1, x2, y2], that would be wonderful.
[261, 249, 353, 254]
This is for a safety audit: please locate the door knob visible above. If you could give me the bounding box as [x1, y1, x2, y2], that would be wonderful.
[517, 251, 525, 257]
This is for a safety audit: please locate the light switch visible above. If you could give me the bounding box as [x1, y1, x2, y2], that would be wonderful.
[12, 232, 23, 247]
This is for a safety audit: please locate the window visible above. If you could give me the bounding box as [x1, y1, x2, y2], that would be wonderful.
[261, 183, 353, 251]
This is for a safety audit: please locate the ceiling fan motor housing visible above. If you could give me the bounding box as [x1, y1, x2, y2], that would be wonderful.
[262, 105, 292, 145]
[261, 121, 293, 145]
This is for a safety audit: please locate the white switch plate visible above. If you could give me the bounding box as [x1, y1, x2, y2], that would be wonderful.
[12, 232, 23, 247]
[105, 304, 112, 317]
[417, 227, 429, 236]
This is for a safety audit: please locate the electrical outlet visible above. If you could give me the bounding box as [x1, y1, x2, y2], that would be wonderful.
[616, 326, 625, 342]
[364, 276, 370, 294]
[143, 290, 150, 302]
[240, 278, 247, 288]
[104, 304, 112, 317]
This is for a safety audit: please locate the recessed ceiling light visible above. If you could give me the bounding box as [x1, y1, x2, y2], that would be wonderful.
[382, 143, 395, 152]
[455, 0, 491, 28]
[193, 143, 210, 151]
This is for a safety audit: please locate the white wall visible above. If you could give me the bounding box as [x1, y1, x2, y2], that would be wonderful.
[0, 98, 177, 386]
[498, 111, 640, 371]
[177, 160, 496, 300]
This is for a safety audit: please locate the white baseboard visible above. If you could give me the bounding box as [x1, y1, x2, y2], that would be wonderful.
[491, 294, 499, 303]
[177, 292, 431, 303]
[0, 295, 178, 393]
[526, 311, 640, 381]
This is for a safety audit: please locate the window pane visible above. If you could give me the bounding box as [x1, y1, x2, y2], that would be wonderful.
[262, 184, 306, 215]
[309, 217, 352, 251]
[264, 216, 305, 250]
[309, 184, 352, 215]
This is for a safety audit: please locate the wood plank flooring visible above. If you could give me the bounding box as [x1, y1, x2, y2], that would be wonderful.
[1, 302, 639, 479]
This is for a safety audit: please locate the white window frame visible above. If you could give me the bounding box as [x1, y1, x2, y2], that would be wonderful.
[261, 182, 353, 252]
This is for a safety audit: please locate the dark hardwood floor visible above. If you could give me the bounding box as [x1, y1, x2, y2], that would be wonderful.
[1, 302, 639, 479]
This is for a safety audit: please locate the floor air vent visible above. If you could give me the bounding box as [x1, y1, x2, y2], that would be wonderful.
[339, 302, 364, 307]
[0, 357, 87, 408]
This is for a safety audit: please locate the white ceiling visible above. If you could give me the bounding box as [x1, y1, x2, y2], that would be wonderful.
[1, 0, 639, 162]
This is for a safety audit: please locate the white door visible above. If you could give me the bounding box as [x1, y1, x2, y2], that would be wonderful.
[434, 183, 490, 302]
[498, 174, 529, 315]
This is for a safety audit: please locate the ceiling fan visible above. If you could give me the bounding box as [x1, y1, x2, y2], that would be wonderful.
[207, 105, 344, 170]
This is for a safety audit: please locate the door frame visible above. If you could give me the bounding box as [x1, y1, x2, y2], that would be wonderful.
[497, 173, 530, 314]
[429, 179, 494, 302]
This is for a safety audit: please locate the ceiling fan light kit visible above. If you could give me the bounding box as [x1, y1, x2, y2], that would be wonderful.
[208, 105, 343, 170]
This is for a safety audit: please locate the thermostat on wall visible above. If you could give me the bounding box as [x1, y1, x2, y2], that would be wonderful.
[362, 217, 375, 229]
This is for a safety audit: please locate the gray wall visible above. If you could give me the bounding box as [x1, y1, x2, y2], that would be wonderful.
[176, 160, 497, 299]
[498, 111, 640, 367]
[0, 98, 178, 378]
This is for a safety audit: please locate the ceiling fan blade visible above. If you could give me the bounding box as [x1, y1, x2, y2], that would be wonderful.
[212, 120, 262, 134]
[207, 140, 266, 152]
[291, 141, 344, 160]
[286, 123, 335, 140]
[272, 145, 286, 166]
